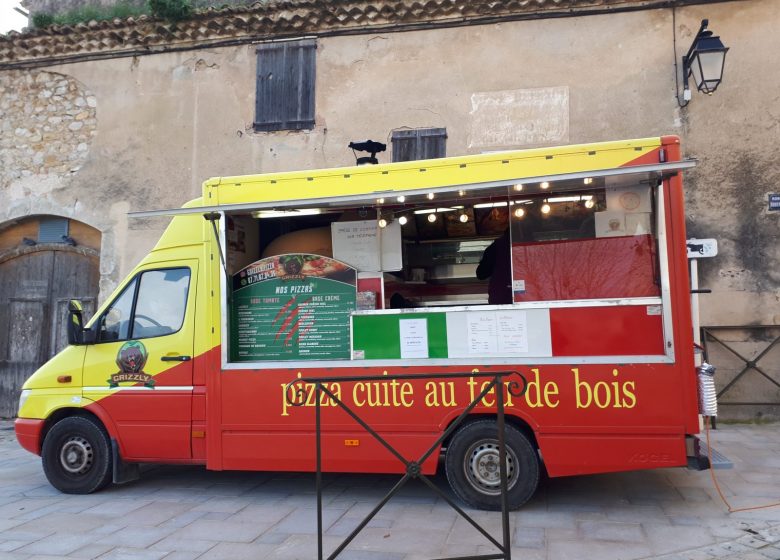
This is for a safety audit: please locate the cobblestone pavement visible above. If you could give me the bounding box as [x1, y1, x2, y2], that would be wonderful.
[0, 420, 779, 560]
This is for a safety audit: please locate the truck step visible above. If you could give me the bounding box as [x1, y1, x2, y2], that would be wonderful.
[687, 435, 733, 470]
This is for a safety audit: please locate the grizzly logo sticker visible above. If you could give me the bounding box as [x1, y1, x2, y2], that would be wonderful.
[108, 341, 155, 389]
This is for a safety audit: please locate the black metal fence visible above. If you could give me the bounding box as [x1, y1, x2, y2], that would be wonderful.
[700, 325, 780, 407]
[285, 370, 528, 560]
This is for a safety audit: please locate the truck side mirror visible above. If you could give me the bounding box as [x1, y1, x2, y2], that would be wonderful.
[67, 300, 84, 345]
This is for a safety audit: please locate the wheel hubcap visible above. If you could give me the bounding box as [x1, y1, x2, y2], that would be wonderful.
[464, 439, 518, 496]
[59, 436, 93, 475]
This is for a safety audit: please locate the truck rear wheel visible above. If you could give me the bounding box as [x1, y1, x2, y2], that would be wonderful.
[445, 420, 539, 510]
[41, 416, 112, 494]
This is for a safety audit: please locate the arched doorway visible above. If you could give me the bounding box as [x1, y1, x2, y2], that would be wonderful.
[0, 216, 101, 417]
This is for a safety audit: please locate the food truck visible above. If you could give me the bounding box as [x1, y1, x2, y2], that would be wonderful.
[15, 136, 712, 509]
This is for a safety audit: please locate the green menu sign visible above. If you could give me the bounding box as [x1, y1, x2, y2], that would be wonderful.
[230, 254, 357, 362]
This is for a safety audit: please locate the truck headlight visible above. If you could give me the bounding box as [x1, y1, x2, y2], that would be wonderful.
[18, 390, 31, 415]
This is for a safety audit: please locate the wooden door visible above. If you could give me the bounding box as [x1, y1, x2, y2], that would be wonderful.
[0, 249, 98, 417]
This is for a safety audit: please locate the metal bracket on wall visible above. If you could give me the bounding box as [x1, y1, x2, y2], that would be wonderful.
[284, 370, 528, 560]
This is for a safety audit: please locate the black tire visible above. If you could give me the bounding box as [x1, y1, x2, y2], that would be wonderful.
[41, 416, 113, 494]
[445, 419, 539, 510]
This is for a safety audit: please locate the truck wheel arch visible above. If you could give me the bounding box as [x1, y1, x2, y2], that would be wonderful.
[41, 405, 120, 457]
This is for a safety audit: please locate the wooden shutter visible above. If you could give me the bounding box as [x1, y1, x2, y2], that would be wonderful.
[391, 128, 447, 162]
[255, 39, 316, 132]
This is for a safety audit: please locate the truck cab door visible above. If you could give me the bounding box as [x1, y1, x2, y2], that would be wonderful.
[82, 261, 198, 461]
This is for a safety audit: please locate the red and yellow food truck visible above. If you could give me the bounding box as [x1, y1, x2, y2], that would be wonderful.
[15, 136, 711, 509]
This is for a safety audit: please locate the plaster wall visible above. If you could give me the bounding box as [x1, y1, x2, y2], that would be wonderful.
[1, 3, 778, 409]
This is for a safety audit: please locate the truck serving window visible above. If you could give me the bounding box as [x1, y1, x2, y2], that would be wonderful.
[222, 169, 665, 363]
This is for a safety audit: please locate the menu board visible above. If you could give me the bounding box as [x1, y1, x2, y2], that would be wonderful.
[230, 254, 357, 362]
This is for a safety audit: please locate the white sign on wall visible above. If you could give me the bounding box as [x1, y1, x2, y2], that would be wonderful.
[686, 238, 718, 259]
[468, 86, 570, 148]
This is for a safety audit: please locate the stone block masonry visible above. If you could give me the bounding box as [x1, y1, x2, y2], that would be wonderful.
[0, 69, 96, 188]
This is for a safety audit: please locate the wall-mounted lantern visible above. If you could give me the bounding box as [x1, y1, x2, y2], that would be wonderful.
[678, 19, 729, 107]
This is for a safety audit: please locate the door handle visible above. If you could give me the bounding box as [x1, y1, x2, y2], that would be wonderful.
[161, 355, 191, 362]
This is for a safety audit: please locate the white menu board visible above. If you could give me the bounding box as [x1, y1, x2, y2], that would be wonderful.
[497, 311, 529, 353]
[446, 309, 544, 358]
[331, 220, 402, 272]
[399, 318, 429, 359]
[466, 312, 498, 354]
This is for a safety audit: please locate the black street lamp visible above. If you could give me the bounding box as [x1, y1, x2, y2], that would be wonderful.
[678, 19, 729, 107]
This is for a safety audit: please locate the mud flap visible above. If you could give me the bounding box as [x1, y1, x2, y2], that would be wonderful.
[112, 439, 140, 484]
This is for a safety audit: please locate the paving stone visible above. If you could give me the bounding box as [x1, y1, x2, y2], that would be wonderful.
[122, 501, 197, 525]
[15, 533, 97, 556]
[736, 553, 777, 560]
[269, 507, 347, 535]
[512, 526, 545, 549]
[96, 526, 175, 548]
[350, 527, 449, 555]
[547, 539, 653, 560]
[66, 543, 115, 559]
[514, 509, 578, 529]
[338, 550, 405, 560]
[643, 525, 717, 555]
[253, 530, 289, 544]
[15, 513, 113, 534]
[326, 515, 394, 537]
[172, 518, 271, 542]
[758, 545, 780, 559]
[155, 510, 207, 529]
[93, 547, 168, 560]
[158, 553, 202, 560]
[148, 535, 218, 553]
[579, 520, 645, 543]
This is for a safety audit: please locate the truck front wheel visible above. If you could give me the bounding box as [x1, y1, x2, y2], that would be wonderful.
[445, 420, 539, 510]
[41, 416, 112, 494]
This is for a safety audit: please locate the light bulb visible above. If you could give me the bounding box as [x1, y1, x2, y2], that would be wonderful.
[514, 208, 525, 218]
[513, 184, 523, 192]
[459, 213, 468, 223]
[397, 195, 406, 203]
[458, 190, 466, 196]
[378, 218, 388, 228]
[585, 199, 595, 209]
[427, 192, 435, 200]
[377, 198, 385, 204]
[540, 181, 550, 190]
[398, 215, 408, 226]
[427, 213, 437, 223]
[583, 177, 593, 185]
[541, 203, 551, 214]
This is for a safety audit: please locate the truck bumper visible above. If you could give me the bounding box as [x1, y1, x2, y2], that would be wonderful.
[15, 418, 45, 455]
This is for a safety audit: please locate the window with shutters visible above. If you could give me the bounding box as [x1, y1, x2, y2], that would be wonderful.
[38, 217, 69, 243]
[391, 128, 447, 162]
[255, 39, 316, 132]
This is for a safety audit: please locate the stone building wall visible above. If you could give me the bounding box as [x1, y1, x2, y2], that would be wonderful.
[0, 71, 96, 187]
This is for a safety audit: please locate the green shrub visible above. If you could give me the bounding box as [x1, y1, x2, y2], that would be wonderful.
[148, 0, 193, 21]
[32, 12, 55, 28]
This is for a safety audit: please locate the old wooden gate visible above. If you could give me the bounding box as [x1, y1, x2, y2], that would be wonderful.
[0, 242, 99, 418]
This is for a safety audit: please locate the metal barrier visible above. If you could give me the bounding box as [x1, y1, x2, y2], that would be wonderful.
[285, 371, 528, 560]
[700, 325, 780, 406]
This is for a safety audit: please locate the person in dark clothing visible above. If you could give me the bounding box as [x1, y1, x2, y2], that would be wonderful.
[476, 229, 513, 305]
